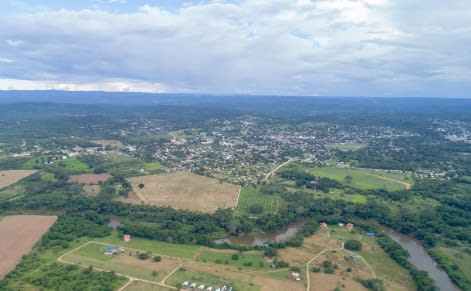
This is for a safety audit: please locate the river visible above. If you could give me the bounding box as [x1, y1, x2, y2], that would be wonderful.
[384, 229, 460, 291]
[215, 220, 305, 246]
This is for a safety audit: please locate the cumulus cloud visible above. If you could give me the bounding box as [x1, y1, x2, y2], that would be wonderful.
[0, 0, 470, 97]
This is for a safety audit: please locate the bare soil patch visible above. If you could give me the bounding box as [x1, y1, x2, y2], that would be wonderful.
[0, 215, 57, 279]
[124, 172, 240, 213]
[310, 272, 367, 291]
[91, 140, 124, 148]
[253, 276, 305, 291]
[69, 173, 111, 184]
[0, 170, 36, 189]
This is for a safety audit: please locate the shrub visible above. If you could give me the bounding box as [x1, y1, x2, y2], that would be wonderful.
[138, 253, 149, 260]
[345, 240, 362, 251]
[311, 267, 321, 273]
[232, 254, 239, 260]
[153, 256, 161, 262]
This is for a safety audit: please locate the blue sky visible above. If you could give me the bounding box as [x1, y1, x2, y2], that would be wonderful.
[0, 0, 470, 97]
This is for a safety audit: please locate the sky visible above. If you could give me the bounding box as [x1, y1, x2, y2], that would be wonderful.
[0, 0, 470, 97]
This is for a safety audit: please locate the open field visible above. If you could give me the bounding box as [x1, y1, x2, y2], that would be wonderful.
[123, 281, 173, 291]
[307, 167, 410, 191]
[236, 187, 282, 213]
[91, 139, 124, 148]
[69, 173, 111, 184]
[0, 170, 36, 189]
[123, 172, 240, 212]
[0, 215, 57, 279]
[196, 249, 268, 270]
[330, 143, 366, 151]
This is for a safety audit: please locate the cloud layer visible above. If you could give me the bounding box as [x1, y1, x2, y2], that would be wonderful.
[0, 0, 470, 97]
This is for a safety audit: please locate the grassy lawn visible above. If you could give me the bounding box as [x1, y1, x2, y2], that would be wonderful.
[313, 188, 367, 204]
[63, 253, 164, 282]
[74, 243, 115, 261]
[95, 232, 199, 259]
[197, 250, 267, 270]
[166, 268, 260, 291]
[328, 227, 362, 241]
[236, 187, 281, 213]
[50, 158, 92, 173]
[307, 167, 408, 191]
[123, 281, 173, 291]
[440, 247, 471, 281]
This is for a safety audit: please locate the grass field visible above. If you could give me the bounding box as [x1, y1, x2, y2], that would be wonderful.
[0, 170, 36, 190]
[123, 281, 172, 291]
[166, 268, 260, 291]
[312, 189, 367, 204]
[69, 173, 111, 184]
[52, 158, 92, 173]
[123, 172, 240, 213]
[95, 233, 198, 259]
[197, 250, 267, 270]
[307, 167, 410, 191]
[236, 187, 281, 213]
[91, 139, 124, 148]
[330, 143, 366, 151]
[0, 215, 57, 279]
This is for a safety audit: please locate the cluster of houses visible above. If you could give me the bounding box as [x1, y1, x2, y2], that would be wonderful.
[320, 222, 354, 231]
[290, 272, 302, 281]
[182, 281, 232, 291]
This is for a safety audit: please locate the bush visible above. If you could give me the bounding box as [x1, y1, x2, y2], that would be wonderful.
[247, 204, 264, 214]
[311, 266, 321, 273]
[138, 183, 145, 189]
[290, 266, 301, 272]
[138, 253, 149, 260]
[232, 254, 239, 260]
[345, 240, 362, 251]
[153, 256, 161, 262]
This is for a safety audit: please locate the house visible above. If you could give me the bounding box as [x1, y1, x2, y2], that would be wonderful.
[198, 284, 205, 291]
[182, 281, 189, 287]
[320, 222, 328, 229]
[338, 223, 344, 227]
[291, 272, 301, 281]
[104, 245, 117, 255]
[206, 287, 213, 291]
[190, 283, 197, 288]
[365, 231, 376, 237]
[347, 223, 354, 230]
[124, 234, 131, 242]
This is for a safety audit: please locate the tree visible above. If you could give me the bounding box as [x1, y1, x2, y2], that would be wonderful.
[345, 175, 353, 184]
[153, 256, 162, 262]
[138, 183, 145, 189]
[345, 240, 362, 251]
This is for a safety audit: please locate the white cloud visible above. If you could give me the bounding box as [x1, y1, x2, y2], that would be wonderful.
[0, 57, 15, 63]
[0, 0, 469, 97]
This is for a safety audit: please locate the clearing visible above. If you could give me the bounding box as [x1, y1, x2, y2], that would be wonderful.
[307, 167, 411, 191]
[0, 170, 36, 189]
[123, 172, 240, 213]
[69, 173, 111, 184]
[0, 215, 57, 279]
[92, 139, 124, 148]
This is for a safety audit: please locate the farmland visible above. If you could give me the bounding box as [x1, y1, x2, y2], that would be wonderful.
[0, 170, 36, 190]
[69, 173, 111, 184]
[0, 215, 57, 279]
[236, 187, 282, 213]
[123, 172, 241, 213]
[307, 167, 411, 191]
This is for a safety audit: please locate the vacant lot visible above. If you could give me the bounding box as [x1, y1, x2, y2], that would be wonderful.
[124, 172, 240, 212]
[91, 140, 124, 148]
[0, 170, 36, 189]
[0, 215, 57, 279]
[69, 173, 111, 184]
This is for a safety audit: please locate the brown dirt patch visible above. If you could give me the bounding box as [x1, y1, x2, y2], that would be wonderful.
[252, 276, 305, 291]
[0, 170, 36, 189]
[91, 140, 124, 148]
[310, 273, 367, 291]
[69, 173, 111, 184]
[0, 215, 57, 279]
[124, 172, 240, 213]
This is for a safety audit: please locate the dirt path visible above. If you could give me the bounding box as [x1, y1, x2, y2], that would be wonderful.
[233, 186, 242, 210]
[358, 171, 412, 189]
[133, 188, 149, 203]
[160, 262, 183, 284]
[264, 158, 295, 181]
[305, 242, 345, 291]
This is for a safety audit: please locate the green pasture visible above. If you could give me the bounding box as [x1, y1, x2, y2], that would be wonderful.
[307, 167, 408, 191]
[197, 250, 267, 270]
